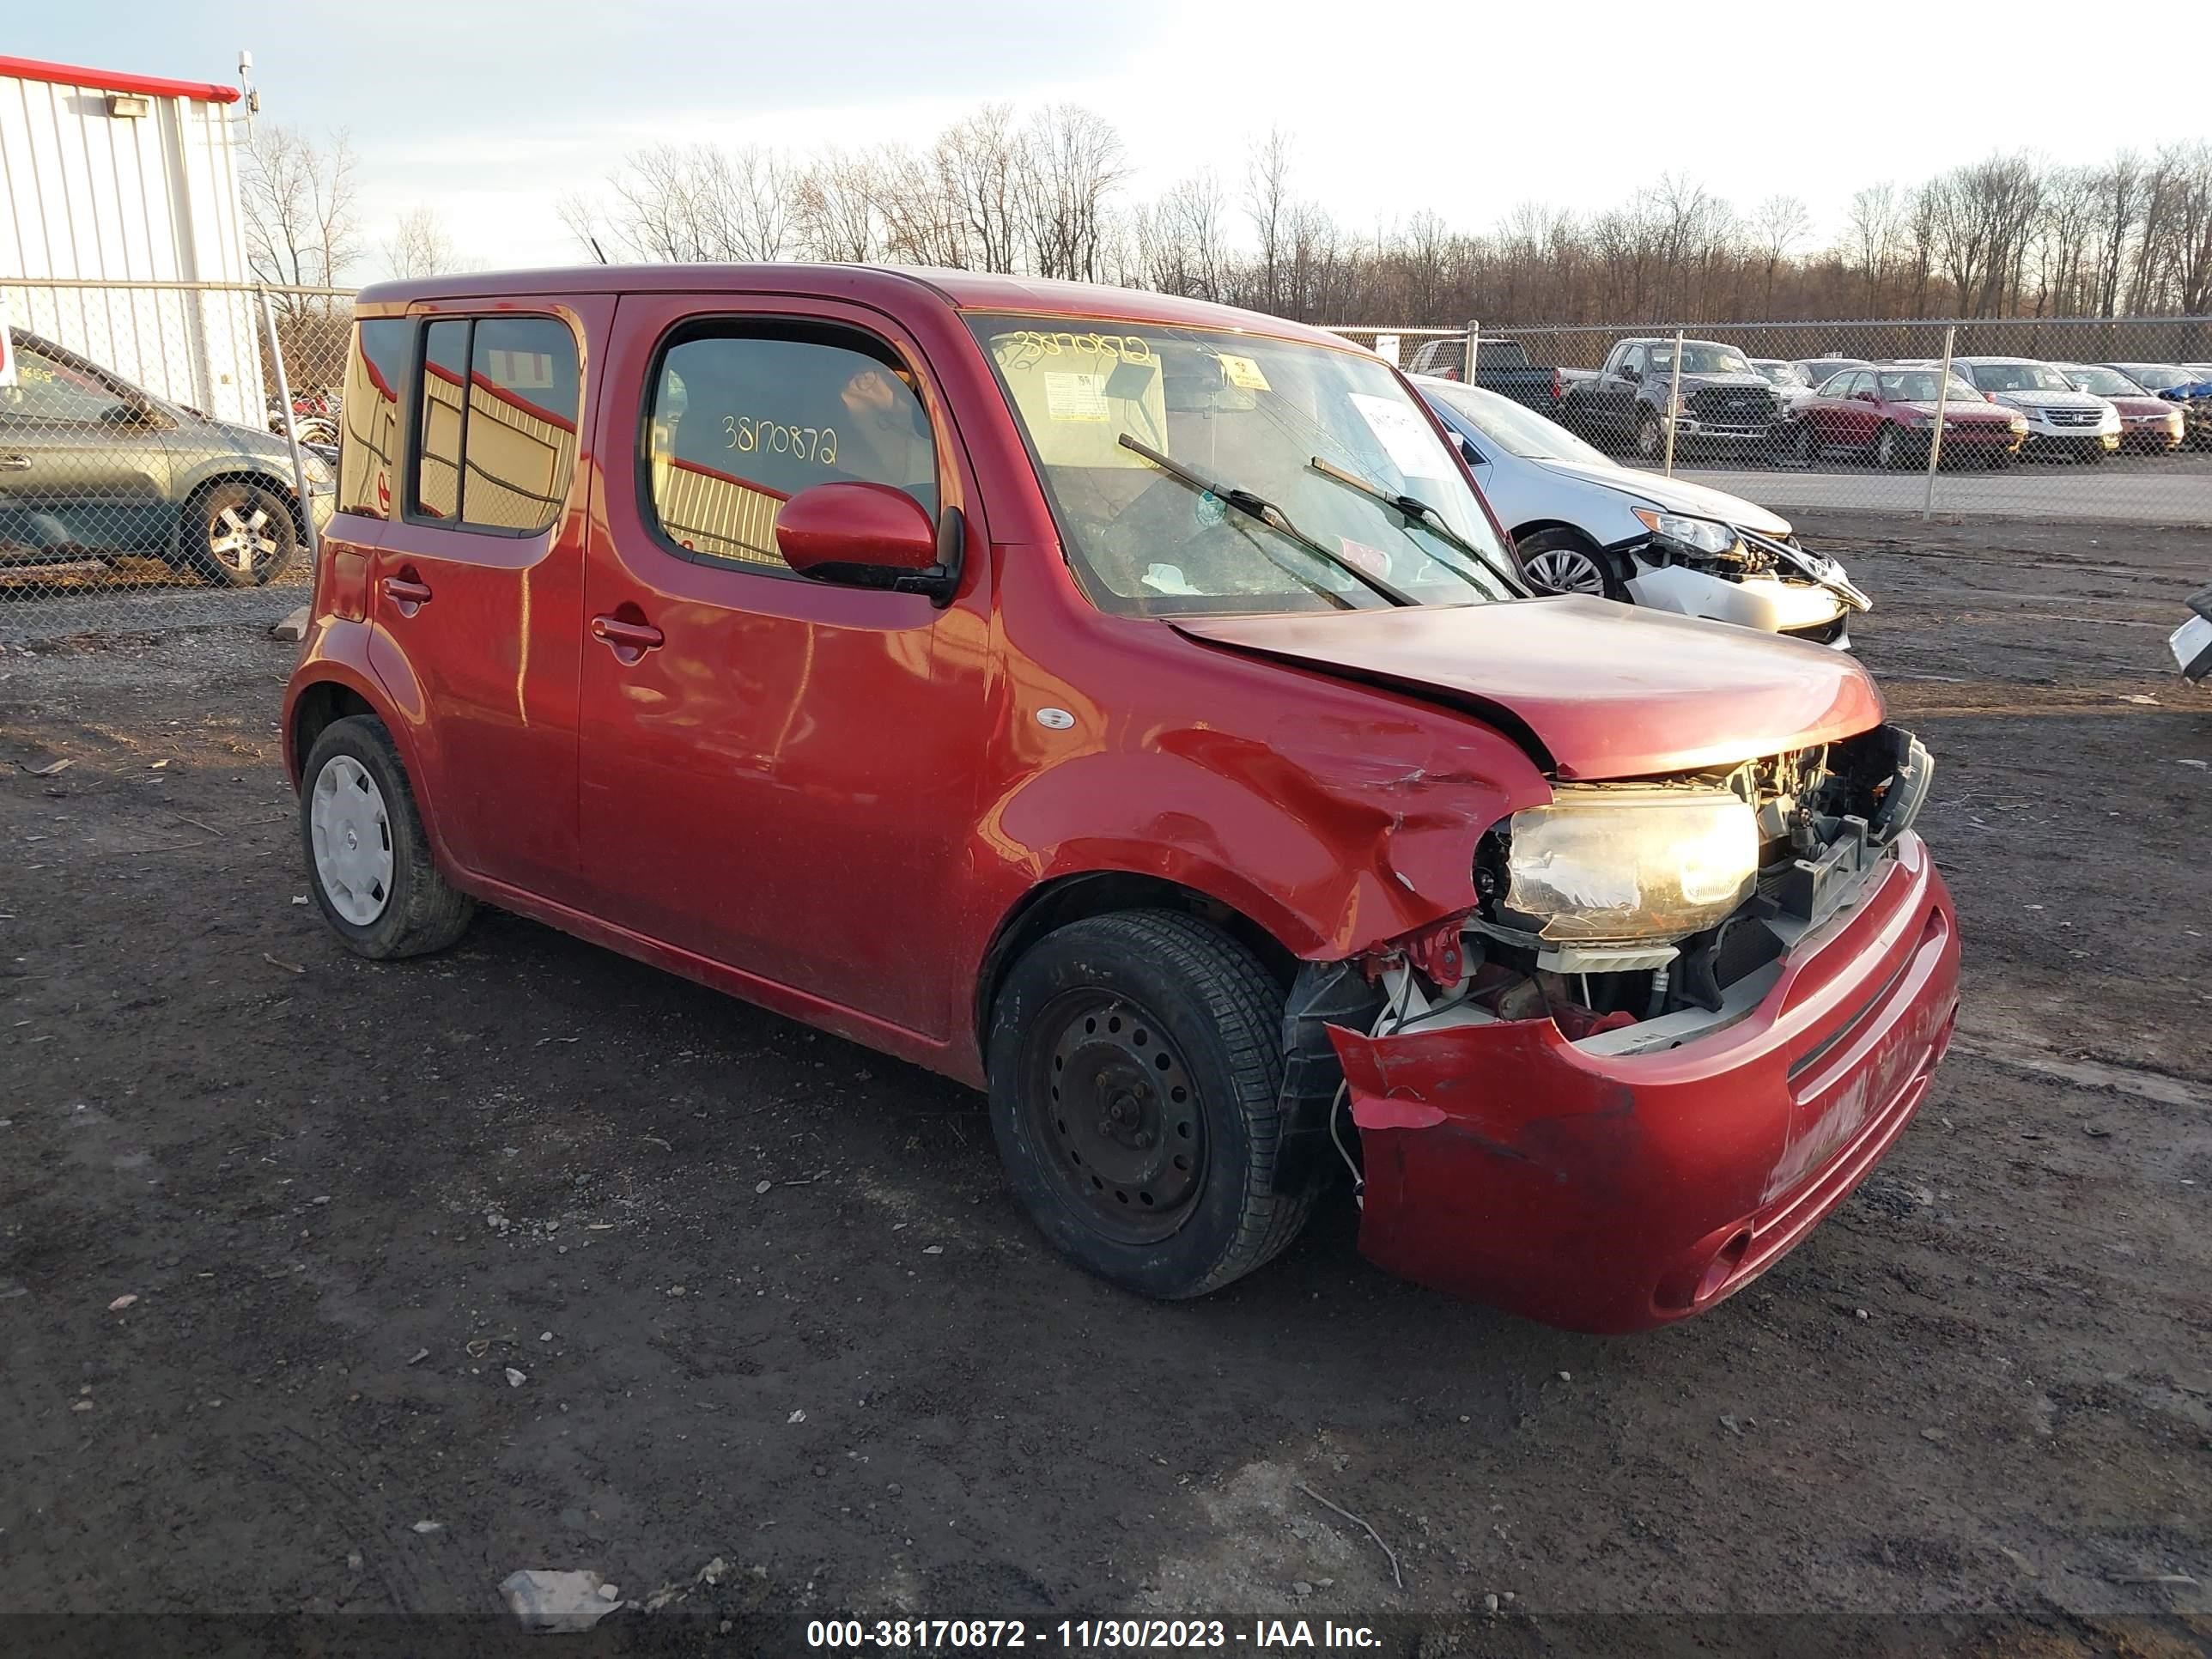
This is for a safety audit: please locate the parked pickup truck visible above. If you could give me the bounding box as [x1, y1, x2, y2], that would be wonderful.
[1402, 337, 1587, 414]
[1558, 337, 1784, 463]
[286, 264, 1958, 1332]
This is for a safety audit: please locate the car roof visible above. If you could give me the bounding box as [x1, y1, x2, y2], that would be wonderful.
[1949, 356, 2045, 366]
[354, 263, 1352, 349]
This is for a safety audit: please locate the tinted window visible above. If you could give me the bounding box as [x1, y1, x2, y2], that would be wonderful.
[464, 318, 581, 531]
[338, 318, 408, 519]
[646, 328, 939, 572]
[411, 316, 580, 533]
[416, 319, 468, 521]
[0, 341, 130, 423]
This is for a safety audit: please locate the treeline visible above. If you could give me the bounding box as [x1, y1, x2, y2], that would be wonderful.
[552, 104, 2212, 325]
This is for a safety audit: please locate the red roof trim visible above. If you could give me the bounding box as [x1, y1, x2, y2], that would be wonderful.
[0, 54, 241, 106]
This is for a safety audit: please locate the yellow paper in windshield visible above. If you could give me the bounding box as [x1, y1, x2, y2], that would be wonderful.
[1218, 353, 1271, 392]
[988, 330, 1167, 468]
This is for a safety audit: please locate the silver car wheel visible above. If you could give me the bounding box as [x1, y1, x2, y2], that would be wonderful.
[209, 502, 279, 574]
[310, 755, 395, 926]
[1522, 547, 1611, 596]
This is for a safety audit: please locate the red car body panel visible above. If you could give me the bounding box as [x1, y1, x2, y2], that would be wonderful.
[1176, 599, 1886, 781]
[282, 263, 1962, 1328]
[1329, 835, 1958, 1333]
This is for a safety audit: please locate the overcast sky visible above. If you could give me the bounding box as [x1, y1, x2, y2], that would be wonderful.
[19, 0, 2212, 278]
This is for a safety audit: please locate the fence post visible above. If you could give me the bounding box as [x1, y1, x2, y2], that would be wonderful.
[1662, 328, 1685, 477]
[1463, 318, 1480, 384]
[1923, 324, 1956, 523]
[255, 284, 320, 567]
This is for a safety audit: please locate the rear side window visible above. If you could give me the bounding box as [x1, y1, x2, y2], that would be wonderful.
[644, 326, 939, 573]
[410, 315, 580, 534]
[338, 318, 408, 518]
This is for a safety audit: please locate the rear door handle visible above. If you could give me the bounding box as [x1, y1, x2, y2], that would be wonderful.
[0, 455, 31, 471]
[591, 615, 665, 663]
[381, 575, 433, 617]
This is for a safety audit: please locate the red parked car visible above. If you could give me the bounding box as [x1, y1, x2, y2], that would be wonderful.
[282, 265, 1960, 1334]
[1793, 365, 2026, 467]
[2056, 363, 2187, 452]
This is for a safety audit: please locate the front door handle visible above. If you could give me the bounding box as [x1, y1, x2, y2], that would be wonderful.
[591, 614, 665, 664]
[0, 455, 31, 471]
[381, 574, 433, 617]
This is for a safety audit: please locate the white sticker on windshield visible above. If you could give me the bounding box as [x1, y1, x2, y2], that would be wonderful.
[1043, 371, 1109, 422]
[1348, 392, 1449, 478]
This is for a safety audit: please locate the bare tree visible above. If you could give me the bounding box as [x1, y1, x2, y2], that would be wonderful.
[381, 204, 471, 279]
[1844, 184, 1903, 313]
[1016, 106, 1127, 282]
[574, 143, 799, 263]
[933, 105, 1023, 270]
[1244, 129, 1294, 313]
[792, 149, 883, 264]
[1753, 195, 1811, 317]
[240, 125, 361, 317]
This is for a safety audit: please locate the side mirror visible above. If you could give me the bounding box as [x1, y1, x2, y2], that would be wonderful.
[775, 482, 962, 607]
[100, 396, 161, 427]
[1620, 366, 1641, 384]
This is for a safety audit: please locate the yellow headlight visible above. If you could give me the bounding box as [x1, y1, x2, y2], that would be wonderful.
[1504, 787, 1760, 943]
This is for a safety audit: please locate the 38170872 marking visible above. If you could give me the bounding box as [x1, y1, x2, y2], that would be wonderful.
[805, 1618, 1383, 1650]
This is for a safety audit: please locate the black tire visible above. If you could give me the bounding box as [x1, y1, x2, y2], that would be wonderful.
[986, 909, 1314, 1299]
[1515, 527, 1626, 600]
[2078, 441, 2108, 465]
[1875, 424, 1912, 470]
[185, 479, 297, 587]
[1793, 421, 1820, 467]
[1633, 410, 1665, 463]
[299, 714, 474, 960]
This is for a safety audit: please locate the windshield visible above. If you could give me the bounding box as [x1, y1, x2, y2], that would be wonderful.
[1753, 362, 1809, 387]
[1969, 362, 2075, 393]
[2114, 363, 2189, 391]
[971, 316, 1517, 617]
[1874, 370, 1981, 402]
[1427, 381, 1614, 466]
[2063, 365, 2142, 396]
[1647, 342, 1754, 375]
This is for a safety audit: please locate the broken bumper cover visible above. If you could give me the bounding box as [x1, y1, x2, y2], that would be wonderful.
[1328, 833, 1960, 1334]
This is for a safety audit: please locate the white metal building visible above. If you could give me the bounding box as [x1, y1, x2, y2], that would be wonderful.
[1, 54, 264, 422]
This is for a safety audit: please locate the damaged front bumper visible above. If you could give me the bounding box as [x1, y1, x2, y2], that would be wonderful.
[1328, 832, 1959, 1334]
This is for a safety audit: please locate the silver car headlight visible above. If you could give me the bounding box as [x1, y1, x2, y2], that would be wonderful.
[1632, 507, 1735, 555]
[1502, 787, 1759, 943]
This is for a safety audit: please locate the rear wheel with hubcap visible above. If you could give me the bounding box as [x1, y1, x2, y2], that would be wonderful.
[1876, 424, 1912, 469]
[987, 909, 1316, 1299]
[300, 714, 474, 959]
[1515, 527, 1626, 600]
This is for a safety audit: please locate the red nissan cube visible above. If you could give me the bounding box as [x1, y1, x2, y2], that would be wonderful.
[283, 266, 1959, 1332]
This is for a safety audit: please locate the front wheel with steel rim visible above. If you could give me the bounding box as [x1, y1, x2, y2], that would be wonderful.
[188, 479, 297, 587]
[1515, 527, 1626, 601]
[987, 909, 1316, 1298]
[299, 714, 474, 959]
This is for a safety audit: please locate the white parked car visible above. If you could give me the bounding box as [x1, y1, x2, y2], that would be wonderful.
[1417, 378, 1869, 647]
[1946, 357, 2122, 461]
[1749, 358, 1820, 416]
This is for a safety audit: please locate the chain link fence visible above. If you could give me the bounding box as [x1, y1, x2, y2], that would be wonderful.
[1, 278, 349, 644]
[1336, 317, 2212, 525]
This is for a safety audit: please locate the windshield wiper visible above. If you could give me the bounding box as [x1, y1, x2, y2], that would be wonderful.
[1116, 434, 1415, 608]
[1306, 457, 1527, 593]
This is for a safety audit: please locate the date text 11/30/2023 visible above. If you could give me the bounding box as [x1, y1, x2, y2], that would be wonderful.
[805, 1619, 1384, 1650]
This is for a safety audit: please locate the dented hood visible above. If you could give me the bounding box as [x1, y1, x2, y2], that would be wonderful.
[1174, 598, 1885, 781]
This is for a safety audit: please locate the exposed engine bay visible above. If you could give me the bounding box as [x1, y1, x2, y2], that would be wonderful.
[1281, 723, 1936, 1193]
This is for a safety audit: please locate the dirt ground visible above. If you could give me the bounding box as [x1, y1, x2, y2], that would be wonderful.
[3, 509, 2208, 1650]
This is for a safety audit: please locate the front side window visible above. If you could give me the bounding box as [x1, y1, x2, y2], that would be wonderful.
[0, 340, 132, 424]
[411, 315, 580, 532]
[1875, 370, 1978, 402]
[645, 327, 939, 572]
[339, 318, 407, 518]
[971, 314, 1517, 618]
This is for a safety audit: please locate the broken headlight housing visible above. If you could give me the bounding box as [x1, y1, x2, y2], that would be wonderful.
[1496, 786, 1759, 944]
[1632, 507, 1735, 555]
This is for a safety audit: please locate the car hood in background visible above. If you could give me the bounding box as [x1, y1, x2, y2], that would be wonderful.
[1990, 390, 2108, 412]
[1677, 372, 1772, 392]
[1174, 598, 1882, 781]
[1531, 459, 1795, 538]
